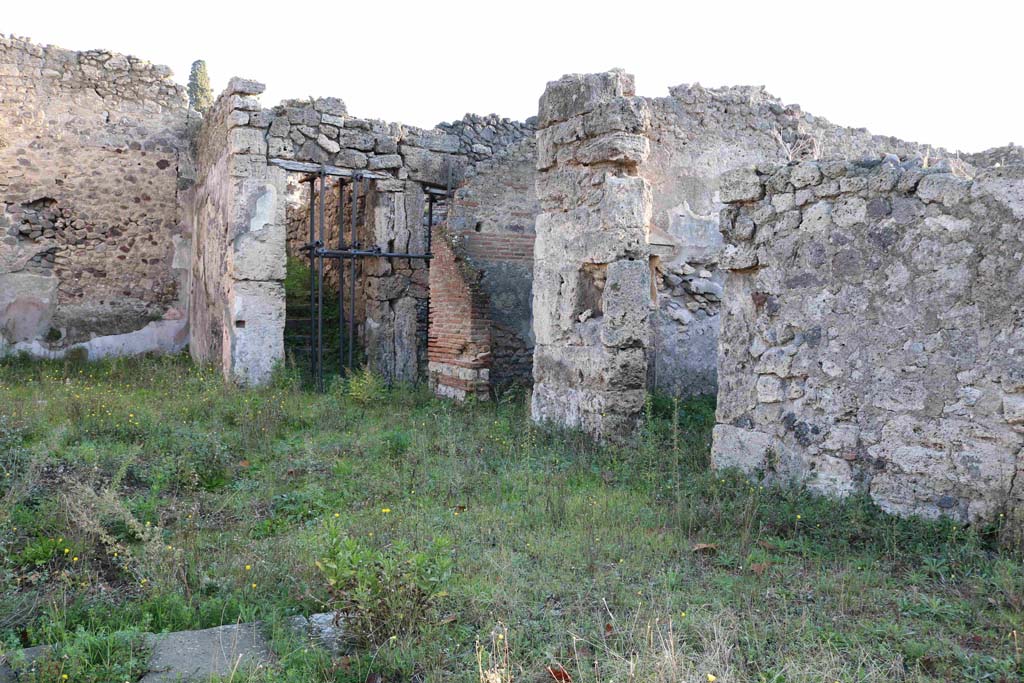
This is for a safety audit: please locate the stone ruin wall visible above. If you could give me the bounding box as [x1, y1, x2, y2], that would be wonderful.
[189, 78, 288, 385]
[446, 131, 538, 389]
[449, 74, 954, 402]
[279, 113, 536, 389]
[530, 71, 654, 438]
[189, 77, 536, 386]
[0, 35, 192, 358]
[712, 160, 1024, 523]
[641, 84, 945, 399]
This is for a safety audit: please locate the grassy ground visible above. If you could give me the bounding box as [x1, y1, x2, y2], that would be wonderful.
[0, 354, 1021, 683]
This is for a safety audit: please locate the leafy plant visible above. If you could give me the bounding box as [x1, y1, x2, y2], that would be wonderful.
[346, 367, 387, 405]
[315, 523, 453, 646]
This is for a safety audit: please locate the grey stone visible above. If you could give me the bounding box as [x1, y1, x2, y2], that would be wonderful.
[719, 167, 763, 203]
[139, 623, 273, 682]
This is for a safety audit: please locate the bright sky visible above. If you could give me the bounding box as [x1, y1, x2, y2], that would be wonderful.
[5, 1, 1019, 152]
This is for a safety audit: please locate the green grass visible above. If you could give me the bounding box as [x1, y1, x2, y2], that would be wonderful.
[0, 354, 1021, 683]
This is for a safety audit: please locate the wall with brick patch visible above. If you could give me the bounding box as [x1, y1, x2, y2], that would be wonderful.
[427, 226, 491, 400]
[0, 35, 192, 357]
[447, 135, 538, 388]
[713, 160, 1024, 524]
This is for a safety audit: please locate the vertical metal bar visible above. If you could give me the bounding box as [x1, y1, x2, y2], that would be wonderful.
[426, 195, 434, 255]
[348, 176, 359, 372]
[317, 168, 326, 391]
[307, 178, 316, 382]
[338, 180, 346, 374]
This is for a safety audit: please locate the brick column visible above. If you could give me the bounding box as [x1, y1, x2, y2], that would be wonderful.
[427, 225, 491, 400]
[530, 71, 653, 440]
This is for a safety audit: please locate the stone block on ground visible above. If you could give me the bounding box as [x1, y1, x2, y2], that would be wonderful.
[139, 623, 274, 682]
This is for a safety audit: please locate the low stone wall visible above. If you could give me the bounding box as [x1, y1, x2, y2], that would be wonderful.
[0, 35, 191, 356]
[713, 158, 1024, 523]
[530, 71, 653, 439]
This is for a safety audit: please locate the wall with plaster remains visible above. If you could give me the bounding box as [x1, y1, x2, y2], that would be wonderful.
[713, 159, 1024, 523]
[0, 35, 191, 357]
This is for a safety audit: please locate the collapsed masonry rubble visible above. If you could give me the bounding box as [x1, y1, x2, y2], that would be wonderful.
[1, 36, 1020, 525]
[713, 160, 1024, 522]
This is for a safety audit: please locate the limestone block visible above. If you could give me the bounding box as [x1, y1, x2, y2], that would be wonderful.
[335, 149, 368, 169]
[581, 97, 650, 137]
[719, 167, 763, 203]
[600, 259, 650, 349]
[337, 129, 376, 152]
[538, 70, 635, 127]
[401, 146, 461, 185]
[368, 154, 402, 170]
[531, 262, 583, 345]
[226, 77, 265, 96]
[533, 345, 645, 390]
[599, 175, 652, 231]
[536, 119, 585, 170]
[575, 132, 650, 166]
[314, 97, 346, 116]
[403, 130, 460, 153]
[229, 127, 266, 155]
[317, 134, 341, 154]
[711, 424, 784, 473]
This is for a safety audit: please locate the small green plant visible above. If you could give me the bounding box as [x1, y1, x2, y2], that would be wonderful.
[315, 522, 453, 646]
[14, 627, 149, 683]
[346, 367, 387, 405]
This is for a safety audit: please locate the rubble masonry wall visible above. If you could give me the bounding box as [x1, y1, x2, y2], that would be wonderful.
[713, 159, 1024, 523]
[0, 35, 191, 358]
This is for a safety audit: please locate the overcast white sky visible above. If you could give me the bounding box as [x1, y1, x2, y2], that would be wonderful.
[5, 1, 1020, 152]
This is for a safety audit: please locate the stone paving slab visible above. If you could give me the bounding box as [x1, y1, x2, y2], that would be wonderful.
[139, 622, 274, 682]
[0, 614, 345, 682]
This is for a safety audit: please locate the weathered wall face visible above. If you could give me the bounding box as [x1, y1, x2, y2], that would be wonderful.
[530, 71, 653, 440]
[0, 36, 191, 357]
[642, 85, 944, 399]
[713, 159, 1024, 523]
[447, 135, 538, 387]
[189, 78, 287, 385]
[276, 108, 536, 385]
